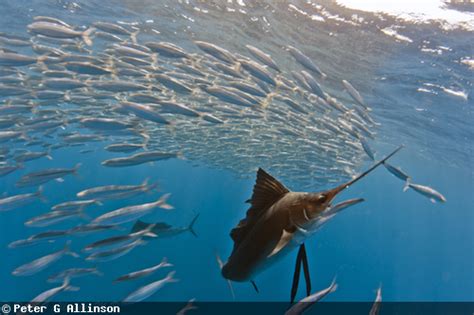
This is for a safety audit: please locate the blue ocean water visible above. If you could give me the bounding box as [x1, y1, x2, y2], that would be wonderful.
[0, 0, 473, 305]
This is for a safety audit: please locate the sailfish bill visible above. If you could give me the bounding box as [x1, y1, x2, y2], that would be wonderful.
[221, 146, 403, 298]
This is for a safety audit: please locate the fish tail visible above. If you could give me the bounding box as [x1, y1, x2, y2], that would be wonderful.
[82, 27, 95, 46]
[403, 179, 411, 192]
[63, 276, 80, 292]
[142, 224, 158, 238]
[37, 186, 47, 203]
[141, 138, 149, 151]
[144, 72, 153, 81]
[139, 130, 150, 143]
[130, 30, 139, 45]
[46, 147, 53, 160]
[36, 54, 49, 64]
[260, 92, 274, 109]
[61, 276, 71, 289]
[141, 177, 150, 187]
[93, 267, 104, 277]
[73, 163, 82, 174]
[64, 241, 80, 258]
[19, 132, 30, 142]
[157, 193, 173, 210]
[329, 276, 338, 293]
[140, 133, 151, 150]
[165, 271, 179, 283]
[161, 257, 173, 268]
[215, 252, 235, 300]
[150, 54, 158, 72]
[188, 213, 200, 238]
[64, 91, 71, 102]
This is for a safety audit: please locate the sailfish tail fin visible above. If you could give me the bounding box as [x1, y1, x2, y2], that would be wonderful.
[188, 213, 200, 237]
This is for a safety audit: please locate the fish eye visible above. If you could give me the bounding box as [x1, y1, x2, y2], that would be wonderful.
[318, 194, 328, 202]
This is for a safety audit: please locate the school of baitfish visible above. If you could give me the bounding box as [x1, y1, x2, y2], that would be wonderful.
[0, 15, 446, 310]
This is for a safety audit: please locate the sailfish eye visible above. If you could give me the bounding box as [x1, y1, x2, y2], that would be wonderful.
[318, 194, 328, 203]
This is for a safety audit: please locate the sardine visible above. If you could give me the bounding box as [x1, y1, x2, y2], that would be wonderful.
[105, 142, 146, 153]
[0, 187, 44, 212]
[285, 277, 338, 315]
[27, 21, 93, 46]
[25, 208, 87, 227]
[83, 224, 157, 253]
[76, 178, 157, 200]
[245, 45, 280, 72]
[114, 257, 172, 283]
[0, 52, 42, 67]
[12, 242, 79, 276]
[16, 164, 80, 187]
[287, 46, 324, 77]
[31, 277, 79, 303]
[342, 80, 367, 109]
[145, 42, 189, 59]
[383, 162, 411, 184]
[51, 199, 101, 211]
[101, 151, 179, 167]
[118, 101, 170, 124]
[195, 41, 235, 64]
[85, 238, 145, 262]
[369, 285, 382, 315]
[122, 271, 178, 302]
[404, 183, 446, 203]
[91, 194, 172, 225]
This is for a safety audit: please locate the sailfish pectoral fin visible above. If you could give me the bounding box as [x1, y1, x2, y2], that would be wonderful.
[268, 229, 294, 258]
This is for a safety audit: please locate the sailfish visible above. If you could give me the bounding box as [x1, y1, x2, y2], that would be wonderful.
[221, 146, 403, 302]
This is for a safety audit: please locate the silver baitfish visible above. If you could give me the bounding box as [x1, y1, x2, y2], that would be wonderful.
[16, 164, 81, 187]
[285, 277, 338, 315]
[31, 277, 79, 303]
[27, 21, 94, 46]
[91, 194, 173, 225]
[114, 257, 172, 283]
[76, 178, 158, 200]
[404, 183, 446, 203]
[12, 241, 79, 276]
[101, 151, 179, 167]
[0, 187, 44, 212]
[122, 271, 178, 302]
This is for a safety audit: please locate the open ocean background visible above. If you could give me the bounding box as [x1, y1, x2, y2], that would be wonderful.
[0, 0, 473, 304]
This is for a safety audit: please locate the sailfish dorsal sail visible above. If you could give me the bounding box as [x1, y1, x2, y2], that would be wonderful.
[230, 168, 289, 250]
